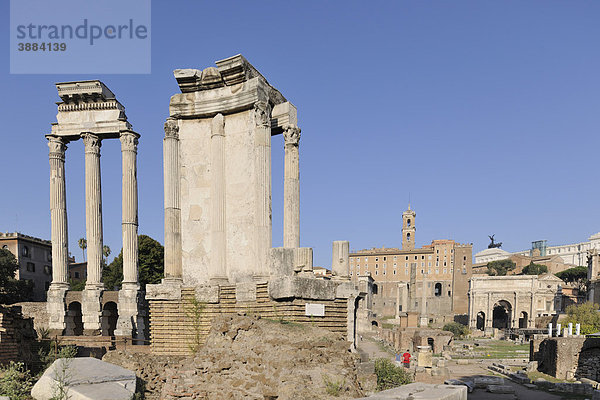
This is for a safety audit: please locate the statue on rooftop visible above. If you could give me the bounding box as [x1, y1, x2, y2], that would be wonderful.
[488, 235, 502, 249]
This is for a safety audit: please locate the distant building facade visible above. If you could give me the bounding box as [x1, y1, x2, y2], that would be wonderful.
[474, 233, 600, 268]
[0, 232, 53, 301]
[349, 207, 473, 326]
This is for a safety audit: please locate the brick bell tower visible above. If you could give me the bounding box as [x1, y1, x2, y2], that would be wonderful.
[402, 205, 416, 250]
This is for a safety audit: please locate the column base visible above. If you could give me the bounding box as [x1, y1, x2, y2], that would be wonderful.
[47, 284, 69, 333]
[82, 286, 103, 333]
[114, 286, 147, 340]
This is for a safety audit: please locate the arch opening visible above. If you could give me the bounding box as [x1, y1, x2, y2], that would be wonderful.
[434, 283, 442, 297]
[476, 311, 485, 331]
[65, 301, 83, 336]
[492, 300, 512, 330]
[101, 301, 119, 336]
[519, 311, 528, 329]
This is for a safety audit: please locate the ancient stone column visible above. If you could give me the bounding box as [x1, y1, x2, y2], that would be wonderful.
[210, 113, 227, 283]
[81, 133, 104, 334]
[331, 241, 350, 279]
[120, 131, 140, 288]
[82, 133, 104, 288]
[254, 101, 272, 279]
[163, 119, 182, 281]
[283, 125, 301, 248]
[46, 136, 69, 334]
[48, 136, 69, 288]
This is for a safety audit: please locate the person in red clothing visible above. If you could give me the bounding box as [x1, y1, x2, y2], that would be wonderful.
[401, 350, 411, 368]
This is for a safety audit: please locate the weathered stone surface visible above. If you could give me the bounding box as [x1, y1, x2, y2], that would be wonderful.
[358, 383, 467, 399]
[473, 376, 504, 388]
[268, 276, 336, 300]
[31, 357, 136, 400]
[486, 384, 515, 394]
[146, 280, 182, 300]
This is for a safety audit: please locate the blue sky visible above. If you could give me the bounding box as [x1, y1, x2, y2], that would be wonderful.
[1, 1, 599, 267]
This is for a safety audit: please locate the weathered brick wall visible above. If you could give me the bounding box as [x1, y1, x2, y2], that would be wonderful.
[0, 306, 35, 365]
[534, 337, 600, 380]
[149, 283, 348, 355]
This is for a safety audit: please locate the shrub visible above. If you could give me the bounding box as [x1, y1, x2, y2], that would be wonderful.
[374, 358, 412, 391]
[563, 303, 600, 335]
[322, 374, 345, 396]
[442, 322, 470, 338]
[0, 361, 33, 400]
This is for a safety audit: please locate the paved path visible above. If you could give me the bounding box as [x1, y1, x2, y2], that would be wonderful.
[356, 335, 396, 362]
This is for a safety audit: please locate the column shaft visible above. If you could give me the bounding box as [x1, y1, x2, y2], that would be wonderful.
[254, 102, 272, 278]
[163, 119, 182, 280]
[82, 133, 103, 288]
[120, 132, 139, 286]
[48, 136, 69, 287]
[210, 113, 227, 282]
[283, 125, 301, 248]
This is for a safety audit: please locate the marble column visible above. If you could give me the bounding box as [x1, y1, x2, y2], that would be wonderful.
[48, 136, 69, 288]
[420, 275, 428, 327]
[331, 240, 350, 279]
[81, 133, 103, 334]
[163, 119, 182, 281]
[46, 136, 69, 334]
[210, 113, 228, 283]
[283, 125, 301, 249]
[82, 133, 104, 289]
[254, 101, 272, 279]
[115, 131, 144, 338]
[120, 131, 140, 288]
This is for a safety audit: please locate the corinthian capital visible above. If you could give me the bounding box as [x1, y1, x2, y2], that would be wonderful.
[283, 125, 301, 146]
[81, 133, 101, 154]
[120, 131, 140, 152]
[254, 101, 271, 128]
[164, 118, 179, 139]
[47, 136, 67, 159]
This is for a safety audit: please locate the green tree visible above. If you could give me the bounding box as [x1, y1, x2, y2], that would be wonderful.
[102, 235, 164, 290]
[563, 303, 600, 335]
[442, 322, 470, 338]
[486, 259, 516, 276]
[374, 358, 412, 391]
[78, 238, 87, 262]
[522, 262, 548, 275]
[556, 266, 589, 293]
[0, 249, 33, 304]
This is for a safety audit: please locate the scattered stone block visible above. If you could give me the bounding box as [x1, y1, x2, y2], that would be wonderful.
[31, 357, 136, 400]
[474, 376, 504, 388]
[444, 379, 474, 393]
[357, 382, 467, 399]
[486, 384, 515, 394]
[457, 359, 470, 365]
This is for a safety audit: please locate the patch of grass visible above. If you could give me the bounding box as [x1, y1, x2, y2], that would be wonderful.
[527, 371, 564, 383]
[322, 374, 345, 397]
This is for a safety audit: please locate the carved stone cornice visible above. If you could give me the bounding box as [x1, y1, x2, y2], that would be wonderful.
[81, 133, 101, 154]
[119, 131, 139, 152]
[254, 101, 272, 128]
[47, 136, 67, 160]
[164, 119, 179, 139]
[283, 125, 301, 146]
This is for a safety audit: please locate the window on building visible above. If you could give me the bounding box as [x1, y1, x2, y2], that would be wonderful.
[1, 245, 7, 249]
[443, 268, 447, 274]
[383, 256, 387, 261]
[444, 261, 447, 266]
[22, 246, 30, 258]
[463, 256, 466, 261]
[405, 269, 408, 275]
[407, 233, 411, 242]
[462, 267, 467, 274]
[428, 262, 431, 267]
[26, 262, 35, 272]
[421, 269, 424, 274]
[383, 271, 386, 275]
[375, 257, 378, 262]
[428, 255, 431, 260]
[375, 264, 378, 268]
[407, 219, 411, 227]
[46, 251, 52, 262]
[393, 256, 397, 261]
[414, 256, 417, 260]
[393, 263, 397, 267]
[405, 256, 408, 261]
[421, 255, 425, 259]
[436, 269, 439, 274]
[434, 283, 442, 296]
[404, 262, 408, 267]
[393, 270, 396, 275]
[375, 271, 378, 276]
[350, 271, 353, 276]
[44, 265, 51, 275]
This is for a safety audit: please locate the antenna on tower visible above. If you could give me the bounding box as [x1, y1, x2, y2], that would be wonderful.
[408, 193, 411, 210]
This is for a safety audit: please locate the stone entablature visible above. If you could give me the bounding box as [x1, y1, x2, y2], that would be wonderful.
[468, 274, 563, 332]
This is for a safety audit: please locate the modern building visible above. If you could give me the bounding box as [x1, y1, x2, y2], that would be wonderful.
[349, 206, 473, 326]
[0, 232, 53, 301]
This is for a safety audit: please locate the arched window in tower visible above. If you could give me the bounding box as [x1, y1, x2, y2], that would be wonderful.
[407, 219, 411, 227]
[407, 233, 411, 242]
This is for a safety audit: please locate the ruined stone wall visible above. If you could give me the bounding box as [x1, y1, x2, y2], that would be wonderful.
[0, 306, 35, 365]
[149, 283, 348, 355]
[533, 337, 600, 380]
